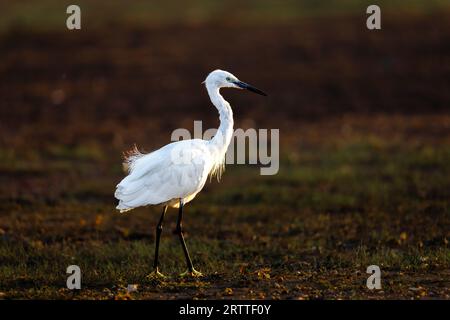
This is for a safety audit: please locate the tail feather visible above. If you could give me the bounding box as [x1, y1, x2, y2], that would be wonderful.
[114, 143, 174, 212]
[116, 202, 134, 213]
[122, 144, 145, 173]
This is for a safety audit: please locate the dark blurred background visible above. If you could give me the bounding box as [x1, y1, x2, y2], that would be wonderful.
[1, 0, 449, 152]
[0, 1, 449, 299]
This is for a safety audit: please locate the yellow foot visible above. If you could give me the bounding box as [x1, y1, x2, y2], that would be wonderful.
[179, 268, 203, 278]
[146, 269, 166, 280]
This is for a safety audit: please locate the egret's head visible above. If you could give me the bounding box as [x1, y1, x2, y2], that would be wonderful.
[204, 69, 267, 96]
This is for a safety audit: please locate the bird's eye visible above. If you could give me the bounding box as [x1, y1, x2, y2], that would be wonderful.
[226, 77, 231, 81]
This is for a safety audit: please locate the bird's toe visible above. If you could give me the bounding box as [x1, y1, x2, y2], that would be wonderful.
[179, 268, 203, 278]
[146, 269, 166, 280]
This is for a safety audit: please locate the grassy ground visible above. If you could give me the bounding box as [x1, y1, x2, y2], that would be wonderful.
[0, 4, 449, 299]
[1, 115, 449, 299]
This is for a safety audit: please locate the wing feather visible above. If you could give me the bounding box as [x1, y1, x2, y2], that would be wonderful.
[115, 140, 212, 212]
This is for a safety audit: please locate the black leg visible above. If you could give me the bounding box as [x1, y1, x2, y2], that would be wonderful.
[153, 205, 167, 271]
[176, 199, 195, 271]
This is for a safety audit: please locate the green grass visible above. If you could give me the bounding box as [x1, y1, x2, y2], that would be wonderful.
[1, 8, 449, 298]
[1, 124, 449, 299]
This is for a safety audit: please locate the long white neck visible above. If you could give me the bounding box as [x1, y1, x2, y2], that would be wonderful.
[206, 83, 234, 176]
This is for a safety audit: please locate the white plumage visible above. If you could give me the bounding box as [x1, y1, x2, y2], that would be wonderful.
[115, 139, 215, 211]
[113, 69, 266, 277]
[115, 69, 266, 212]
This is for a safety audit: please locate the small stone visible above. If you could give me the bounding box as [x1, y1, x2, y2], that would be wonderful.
[127, 284, 138, 293]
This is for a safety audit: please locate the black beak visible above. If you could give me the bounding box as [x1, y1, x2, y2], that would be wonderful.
[234, 80, 267, 96]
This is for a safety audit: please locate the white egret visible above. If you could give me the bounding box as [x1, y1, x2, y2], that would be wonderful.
[114, 69, 267, 277]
